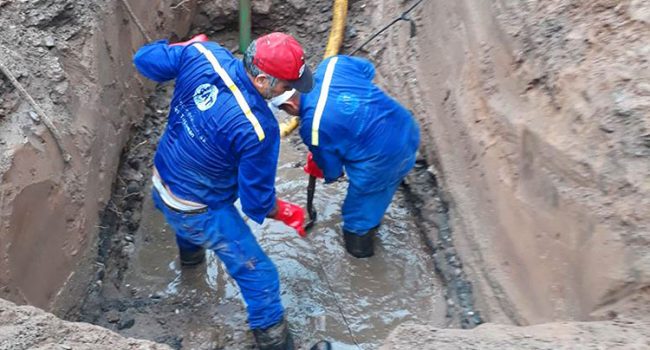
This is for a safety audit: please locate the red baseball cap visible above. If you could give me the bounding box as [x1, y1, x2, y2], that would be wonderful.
[253, 32, 314, 93]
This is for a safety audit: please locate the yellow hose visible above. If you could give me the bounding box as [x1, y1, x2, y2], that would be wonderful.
[324, 0, 348, 59]
[279, 116, 300, 137]
[279, 0, 348, 137]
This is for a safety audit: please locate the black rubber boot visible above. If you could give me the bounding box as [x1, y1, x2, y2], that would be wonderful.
[252, 318, 294, 350]
[310, 340, 332, 350]
[343, 228, 376, 258]
[179, 247, 205, 266]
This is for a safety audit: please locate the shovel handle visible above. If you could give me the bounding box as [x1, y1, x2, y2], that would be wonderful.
[305, 175, 317, 231]
[307, 175, 316, 214]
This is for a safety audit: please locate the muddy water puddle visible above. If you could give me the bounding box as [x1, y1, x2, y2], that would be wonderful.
[116, 133, 446, 349]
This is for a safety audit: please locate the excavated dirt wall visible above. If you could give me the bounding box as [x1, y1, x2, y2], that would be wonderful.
[367, 0, 650, 324]
[0, 0, 199, 312]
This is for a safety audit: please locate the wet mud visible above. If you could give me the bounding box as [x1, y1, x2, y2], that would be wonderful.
[402, 160, 484, 329]
[75, 82, 448, 349]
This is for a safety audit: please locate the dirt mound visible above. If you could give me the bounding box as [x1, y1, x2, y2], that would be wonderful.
[0, 298, 171, 350]
[381, 319, 650, 350]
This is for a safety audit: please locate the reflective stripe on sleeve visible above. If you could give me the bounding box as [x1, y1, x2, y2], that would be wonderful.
[193, 43, 266, 141]
[311, 57, 338, 146]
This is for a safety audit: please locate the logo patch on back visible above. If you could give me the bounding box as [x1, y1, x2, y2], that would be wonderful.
[336, 92, 360, 115]
[193, 83, 218, 111]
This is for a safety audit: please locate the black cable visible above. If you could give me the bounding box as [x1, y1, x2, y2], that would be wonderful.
[350, 0, 427, 55]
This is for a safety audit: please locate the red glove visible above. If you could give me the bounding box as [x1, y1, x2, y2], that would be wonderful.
[273, 199, 306, 237]
[303, 152, 324, 179]
[169, 33, 208, 47]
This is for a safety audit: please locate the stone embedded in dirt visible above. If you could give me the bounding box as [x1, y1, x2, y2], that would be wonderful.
[43, 35, 55, 48]
[106, 310, 120, 323]
[252, 0, 272, 14]
[150, 291, 164, 300]
[95, 266, 105, 280]
[123, 167, 144, 182]
[122, 242, 135, 256]
[345, 25, 357, 39]
[126, 220, 139, 232]
[28, 111, 40, 123]
[127, 158, 143, 171]
[117, 317, 135, 330]
[126, 181, 140, 194]
[317, 23, 329, 34]
[286, 0, 307, 11]
[154, 335, 183, 349]
[599, 124, 615, 134]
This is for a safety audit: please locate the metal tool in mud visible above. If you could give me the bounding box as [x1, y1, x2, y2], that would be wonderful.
[304, 175, 318, 231]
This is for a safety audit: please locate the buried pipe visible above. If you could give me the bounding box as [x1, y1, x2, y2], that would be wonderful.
[238, 0, 252, 53]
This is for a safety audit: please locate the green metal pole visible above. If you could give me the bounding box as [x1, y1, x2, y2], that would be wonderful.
[239, 0, 251, 53]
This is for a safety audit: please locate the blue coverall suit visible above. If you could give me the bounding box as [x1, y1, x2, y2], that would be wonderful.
[133, 40, 284, 329]
[299, 55, 420, 235]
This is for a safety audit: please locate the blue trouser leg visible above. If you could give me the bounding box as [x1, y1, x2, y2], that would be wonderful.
[175, 235, 203, 253]
[152, 189, 204, 253]
[152, 189, 284, 329]
[206, 205, 284, 329]
[342, 178, 403, 235]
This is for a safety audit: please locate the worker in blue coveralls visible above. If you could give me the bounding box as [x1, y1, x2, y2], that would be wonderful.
[133, 32, 314, 350]
[270, 55, 420, 259]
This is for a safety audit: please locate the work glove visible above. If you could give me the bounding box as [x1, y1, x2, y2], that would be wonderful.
[272, 199, 306, 237]
[303, 152, 324, 179]
[169, 33, 208, 47]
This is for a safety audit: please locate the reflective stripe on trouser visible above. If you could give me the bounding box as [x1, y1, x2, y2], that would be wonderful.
[341, 177, 403, 235]
[152, 188, 284, 329]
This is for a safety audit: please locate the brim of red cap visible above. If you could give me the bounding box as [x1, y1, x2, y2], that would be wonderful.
[288, 64, 314, 93]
